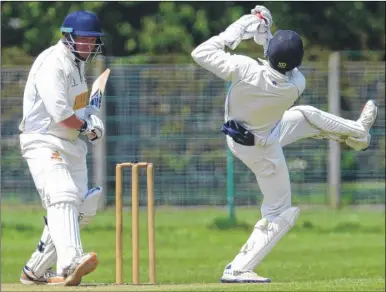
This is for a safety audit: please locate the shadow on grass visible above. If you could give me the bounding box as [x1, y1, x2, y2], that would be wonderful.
[1, 222, 116, 233]
[2, 220, 383, 234]
[292, 220, 383, 233]
[207, 217, 384, 234]
[207, 216, 252, 231]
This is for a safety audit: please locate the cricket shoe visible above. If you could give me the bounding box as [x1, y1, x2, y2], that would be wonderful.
[20, 266, 64, 285]
[220, 263, 271, 283]
[63, 252, 99, 286]
[357, 100, 378, 132]
[345, 100, 378, 151]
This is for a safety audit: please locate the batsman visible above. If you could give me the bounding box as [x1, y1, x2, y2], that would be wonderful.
[191, 5, 378, 283]
[19, 11, 106, 286]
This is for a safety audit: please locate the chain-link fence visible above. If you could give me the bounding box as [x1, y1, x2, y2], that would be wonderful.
[1, 55, 385, 207]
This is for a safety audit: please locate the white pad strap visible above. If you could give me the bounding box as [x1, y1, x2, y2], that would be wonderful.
[230, 207, 300, 271]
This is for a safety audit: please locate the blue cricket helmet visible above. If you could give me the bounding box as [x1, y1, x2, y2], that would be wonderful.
[267, 30, 304, 73]
[61, 10, 104, 37]
[60, 10, 104, 62]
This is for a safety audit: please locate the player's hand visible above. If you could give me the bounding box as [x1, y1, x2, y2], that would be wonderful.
[250, 5, 273, 28]
[236, 14, 265, 40]
[79, 114, 105, 144]
[250, 5, 273, 56]
[219, 7, 272, 50]
[220, 14, 267, 50]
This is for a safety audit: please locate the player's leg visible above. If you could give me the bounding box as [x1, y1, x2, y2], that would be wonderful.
[277, 100, 378, 149]
[220, 137, 299, 283]
[20, 188, 102, 285]
[20, 216, 60, 285]
[52, 139, 99, 286]
[20, 138, 98, 286]
[19, 144, 66, 285]
[20, 138, 101, 285]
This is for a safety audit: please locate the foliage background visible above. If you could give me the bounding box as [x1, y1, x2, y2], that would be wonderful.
[1, 2, 385, 206]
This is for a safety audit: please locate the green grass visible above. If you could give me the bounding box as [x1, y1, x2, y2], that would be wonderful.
[1, 205, 385, 291]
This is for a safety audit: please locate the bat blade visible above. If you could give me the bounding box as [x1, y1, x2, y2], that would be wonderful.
[90, 89, 103, 109]
[89, 68, 111, 112]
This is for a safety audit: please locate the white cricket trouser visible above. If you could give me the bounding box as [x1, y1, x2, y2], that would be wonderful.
[20, 133, 88, 274]
[227, 105, 367, 221]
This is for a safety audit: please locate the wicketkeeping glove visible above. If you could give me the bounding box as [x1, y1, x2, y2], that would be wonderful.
[250, 5, 273, 56]
[219, 14, 268, 50]
[250, 5, 273, 28]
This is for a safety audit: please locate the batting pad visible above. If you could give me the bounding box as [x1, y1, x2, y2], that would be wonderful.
[47, 202, 83, 275]
[79, 187, 102, 228]
[23, 187, 102, 278]
[230, 207, 300, 271]
[290, 105, 367, 140]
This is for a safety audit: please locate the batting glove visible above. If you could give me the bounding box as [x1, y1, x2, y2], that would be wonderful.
[79, 114, 105, 145]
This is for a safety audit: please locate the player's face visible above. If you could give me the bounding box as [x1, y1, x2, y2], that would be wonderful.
[74, 37, 97, 59]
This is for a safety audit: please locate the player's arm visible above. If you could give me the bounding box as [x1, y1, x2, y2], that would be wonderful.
[191, 7, 272, 81]
[60, 114, 85, 130]
[289, 68, 306, 97]
[191, 35, 237, 81]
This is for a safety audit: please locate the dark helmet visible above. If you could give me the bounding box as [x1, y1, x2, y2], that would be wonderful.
[60, 11, 104, 62]
[266, 30, 304, 73]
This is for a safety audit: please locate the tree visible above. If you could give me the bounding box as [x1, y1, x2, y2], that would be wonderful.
[2, 1, 384, 60]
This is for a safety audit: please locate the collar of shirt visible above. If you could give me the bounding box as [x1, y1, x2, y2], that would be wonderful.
[258, 58, 290, 82]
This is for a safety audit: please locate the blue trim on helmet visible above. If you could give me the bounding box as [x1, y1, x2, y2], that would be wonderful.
[60, 27, 74, 33]
[72, 31, 104, 37]
[60, 27, 104, 37]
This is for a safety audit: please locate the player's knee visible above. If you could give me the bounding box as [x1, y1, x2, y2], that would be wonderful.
[289, 105, 325, 127]
[43, 165, 80, 207]
[254, 157, 277, 176]
[283, 108, 307, 124]
[46, 202, 80, 235]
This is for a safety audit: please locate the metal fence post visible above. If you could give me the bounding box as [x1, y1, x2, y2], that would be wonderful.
[328, 52, 341, 209]
[225, 81, 235, 221]
[226, 147, 235, 221]
[93, 56, 108, 210]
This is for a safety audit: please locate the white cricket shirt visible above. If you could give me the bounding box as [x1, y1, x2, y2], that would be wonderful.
[19, 40, 88, 141]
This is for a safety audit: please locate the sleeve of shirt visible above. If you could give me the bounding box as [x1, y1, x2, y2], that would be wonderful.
[35, 60, 74, 123]
[290, 68, 306, 97]
[191, 36, 254, 82]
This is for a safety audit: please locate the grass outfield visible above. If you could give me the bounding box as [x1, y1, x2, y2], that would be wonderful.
[1, 205, 385, 291]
